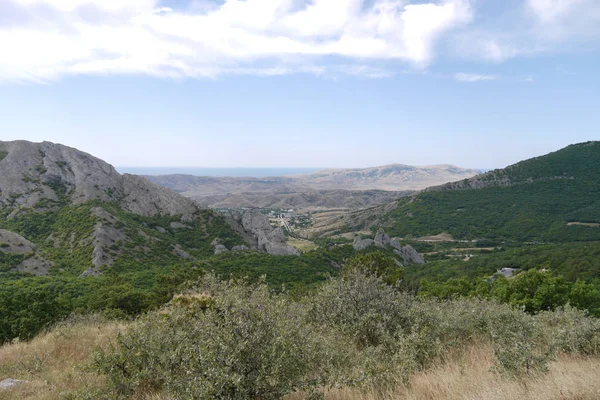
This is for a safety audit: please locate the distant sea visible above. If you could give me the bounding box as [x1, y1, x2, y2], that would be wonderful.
[116, 167, 323, 178]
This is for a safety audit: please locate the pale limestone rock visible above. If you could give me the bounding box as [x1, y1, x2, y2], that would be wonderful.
[353, 236, 374, 251]
[0, 140, 198, 217]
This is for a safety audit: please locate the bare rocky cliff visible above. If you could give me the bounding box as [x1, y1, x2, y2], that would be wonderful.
[0, 140, 196, 217]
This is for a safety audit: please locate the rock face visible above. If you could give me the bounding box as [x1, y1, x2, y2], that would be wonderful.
[352, 230, 425, 265]
[353, 236, 374, 251]
[231, 245, 249, 252]
[392, 244, 425, 265]
[214, 244, 230, 255]
[0, 229, 36, 254]
[90, 208, 125, 267]
[0, 140, 197, 216]
[172, 244, 194, 259]
[0, 229, 52, 275]
[374, 229, 390, 248]
[17, 256, 53, 276]
[230, 209, 299, 256]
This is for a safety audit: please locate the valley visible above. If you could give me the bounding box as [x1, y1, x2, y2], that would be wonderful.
[2, 140, 600, 399]
[145, 163, 479, 211]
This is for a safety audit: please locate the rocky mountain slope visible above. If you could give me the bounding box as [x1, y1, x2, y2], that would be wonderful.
[145, 164, 479, 210]
[0, 141, 196, 217]
[0, 141, 298, 277]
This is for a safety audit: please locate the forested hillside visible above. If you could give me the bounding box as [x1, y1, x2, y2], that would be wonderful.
[380, 141, 600, 242]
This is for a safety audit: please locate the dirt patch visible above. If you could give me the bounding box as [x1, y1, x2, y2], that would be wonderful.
[287, 237, 318, 253]
[415, 232, 455, 242]
[452, 247, 496, 252]
[567, 222, 600, 227]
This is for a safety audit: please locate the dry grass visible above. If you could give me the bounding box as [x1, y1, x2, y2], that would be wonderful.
[288, 237, 319, 253]
[288, 344, 600, 400]
[0, 315, 125, 400]
[2, 321, 600, 400]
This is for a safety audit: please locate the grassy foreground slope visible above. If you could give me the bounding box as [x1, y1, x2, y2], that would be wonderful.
[380, 141, 600, 242]
[2, 272, 600, 399]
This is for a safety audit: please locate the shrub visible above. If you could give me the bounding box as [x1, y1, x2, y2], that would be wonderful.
[489, 309, 553, 376]
[92, 270, 600, 397]
[535, 305, 600, 356]
[94, 275, 350, 399]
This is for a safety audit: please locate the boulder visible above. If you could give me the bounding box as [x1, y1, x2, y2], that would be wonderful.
[231, 245, 249, 252]
[170, 222, 190, 230]
[374, 229, 390, 248]
[0, 378, 27, 390]
[214, 244, 230, 255]
[394, 244, 425, 265]
[353, 236, 374, 251]
[173, 244, 194, 259]
[180, 213, 194, 223]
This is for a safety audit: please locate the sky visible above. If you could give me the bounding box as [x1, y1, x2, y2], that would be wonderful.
[0, 0, 598, 170]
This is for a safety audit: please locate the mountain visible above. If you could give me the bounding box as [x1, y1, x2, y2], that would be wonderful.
[145, 164, 480, 209]
[334, 142, 600, 242]
[0, 140, 197, 217]
[0, 140, 244, 276]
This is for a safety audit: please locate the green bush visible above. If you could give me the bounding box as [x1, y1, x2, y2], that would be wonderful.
[92, 268, 600, 398]
[489, 309, 553, 376]
[94, 275, 350, 399]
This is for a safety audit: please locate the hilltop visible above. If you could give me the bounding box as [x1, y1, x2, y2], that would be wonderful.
[332, 141, 600, 242]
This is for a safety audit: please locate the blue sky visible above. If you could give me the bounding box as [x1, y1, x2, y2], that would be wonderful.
[0, 0, 598, 169]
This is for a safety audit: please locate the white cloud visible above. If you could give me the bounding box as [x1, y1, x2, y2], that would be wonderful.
[454, 73, 497, 82]
[0, 0, 473, 83]
[527, 0, 600, 39]
[448, 0, 600, 64]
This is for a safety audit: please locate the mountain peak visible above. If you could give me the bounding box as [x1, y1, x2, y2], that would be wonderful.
[0, 140, 197, 216]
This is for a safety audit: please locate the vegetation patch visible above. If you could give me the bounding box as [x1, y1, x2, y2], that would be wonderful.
[92, 271, 600, 399]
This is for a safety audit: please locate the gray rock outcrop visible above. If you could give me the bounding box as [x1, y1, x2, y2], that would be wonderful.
[374, 229, 390, 248]
[231, 245, 249, 252]
[393, 244, 425, 265]
[352, 230, 425, 265]
[497, 267, 519, 278]
[214, 244, 230, 255]
[0, 140, 198, 217]
[173, 244, 194, 259]
[0, 378, 27, 390]
[231, 209, 299, 256]
[0, 229, 52, 275]
[17, 256, 53, 276]
[170, 222, 190, 230]
[89, 207, 125, 270]
[0, 229, 36, 254]
[353, 236, 374, 251]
